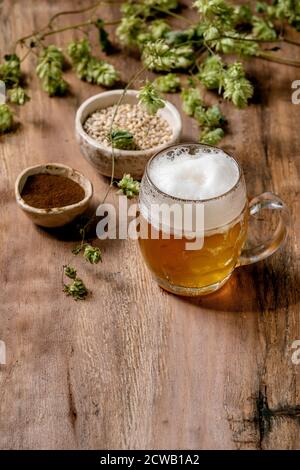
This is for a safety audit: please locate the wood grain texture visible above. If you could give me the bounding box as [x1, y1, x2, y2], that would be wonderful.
[0, 0, 299, 450]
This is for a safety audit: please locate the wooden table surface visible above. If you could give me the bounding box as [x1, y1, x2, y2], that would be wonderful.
[0, 0, 300, 450]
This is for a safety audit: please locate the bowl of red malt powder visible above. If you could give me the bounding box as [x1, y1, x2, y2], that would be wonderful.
[15, 163, 93, 227]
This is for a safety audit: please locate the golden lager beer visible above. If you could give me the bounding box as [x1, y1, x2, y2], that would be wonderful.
[139, 210, 248, 292]
[138, 144, 289, 296]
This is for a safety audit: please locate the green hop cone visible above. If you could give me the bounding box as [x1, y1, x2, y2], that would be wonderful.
[72, 245, 83, 255]
[84, 245, 102, 264]
[138, 81, 165, 115]
[86, 58, 119, 87]
[200, 127, 224, 145]
[0, 104, 13, 133]
[116, 16, 145, 46]
[148, 19, 171, 40]
[222, 62, 253, 108]
[36, 45, 68, 96]
[195, 104, 225, 128]
[117, 174, 140, 199]
[194, 105, 207, 125]
[181, 88, 203, 116]
[226, 62, 246, 80]
[142, 40, 194, 72]
[73, 57, 90, 80]
[142, 40, 173, 71]
[153, 73, 181, 93]
[64, 278, 88, 300]
[223, 77, 253, 108]
[205, 105, 225, 127]
[194, 0, 235, 20]
[64, 265, 77, 279]
[0, 54, 21, 87]
[38, 45, 64, 68]
[42, 76, 68, 97]
[198, 55, 225, 91]
[67, 39, 118, 87]
[67, 39, 91, 64]
[8, 86, 30, 105]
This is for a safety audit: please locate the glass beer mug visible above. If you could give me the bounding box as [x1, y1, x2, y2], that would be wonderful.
[138, 144, 290, 296]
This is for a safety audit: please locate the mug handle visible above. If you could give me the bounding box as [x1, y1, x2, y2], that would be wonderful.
[238, 192, 290, 266]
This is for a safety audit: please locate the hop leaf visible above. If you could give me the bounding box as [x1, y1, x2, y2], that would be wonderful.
[153, 73, 181, 93]
[64, 278, 88, 300]
[83, 245, 102, 264]
[252, 16, 277, 40]
[181, 88, 203, 116]
[109, 129, 135, 150]
[117, 174, 140, 199]
[200, 127, 224, 145]
[95, 19, 114, 54]
[0, 104, 13, 133]
[7, 86, 30, 105]
[138, 81, 165, 115]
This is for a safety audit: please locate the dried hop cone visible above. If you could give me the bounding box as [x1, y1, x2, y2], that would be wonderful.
[83, 245, 102, 264]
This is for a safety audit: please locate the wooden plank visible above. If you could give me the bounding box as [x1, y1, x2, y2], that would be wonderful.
[0, 0, 299, 450]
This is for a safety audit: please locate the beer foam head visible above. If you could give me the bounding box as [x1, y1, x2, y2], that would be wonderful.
[140, 145, 247, 232]
[149, 147, 240, 200]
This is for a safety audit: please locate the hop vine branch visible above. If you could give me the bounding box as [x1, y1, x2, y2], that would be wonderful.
[1, 0, 300, 137]
[2, 0, 300, 300]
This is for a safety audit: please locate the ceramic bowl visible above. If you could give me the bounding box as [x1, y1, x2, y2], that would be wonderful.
[75, 89, 182, 179]
[15, 163, 93, 228]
